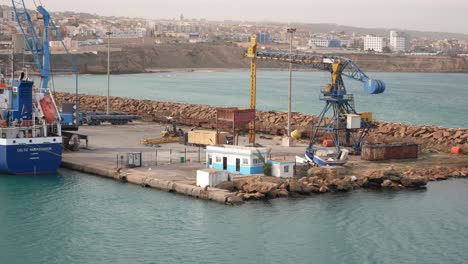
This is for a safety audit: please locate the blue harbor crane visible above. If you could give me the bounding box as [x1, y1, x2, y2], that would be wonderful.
[246, 36, 385, 166]
[11, 1, 140, 151]
[11, 0, 80, 130]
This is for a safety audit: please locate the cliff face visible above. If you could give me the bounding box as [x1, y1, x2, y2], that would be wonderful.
[345, 54, 468, 73]
[4, 44, 467, 74]
[55, 92, 468, 152]
[76, 46, 468, 73]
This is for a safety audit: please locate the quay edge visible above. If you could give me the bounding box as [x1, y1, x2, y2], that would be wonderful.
[61, 157, 244, 205]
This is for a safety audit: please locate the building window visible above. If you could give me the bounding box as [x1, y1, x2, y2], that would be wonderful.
[284, 165, 289, 173]
[253, 159, 263, 165]
[242, 158, 248, 165]
[215, 156, 221, 163]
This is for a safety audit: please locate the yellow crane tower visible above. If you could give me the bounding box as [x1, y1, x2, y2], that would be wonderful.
[246, 35, 257, 144]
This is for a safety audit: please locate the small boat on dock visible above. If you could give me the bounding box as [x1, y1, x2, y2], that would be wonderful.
[305, 148, 349, 167]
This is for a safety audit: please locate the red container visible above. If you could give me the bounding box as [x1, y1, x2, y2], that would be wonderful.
[322, 139, 335, 147]
[451, 146, 463, 155]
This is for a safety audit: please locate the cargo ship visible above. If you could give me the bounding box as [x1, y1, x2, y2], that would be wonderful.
[0, 75, 62, 175]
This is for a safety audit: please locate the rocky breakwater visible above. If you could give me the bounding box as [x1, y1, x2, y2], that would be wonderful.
[54, 93, 467, 152]
[369, 122, 468, 151]
[215, 166, 468, 201]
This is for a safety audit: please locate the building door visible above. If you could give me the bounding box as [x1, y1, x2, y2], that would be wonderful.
[223, 157, 227, 170]
[235, 158, 240, 172]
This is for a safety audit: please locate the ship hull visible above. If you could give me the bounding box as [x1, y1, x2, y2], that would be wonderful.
[0, 137, 62, 175]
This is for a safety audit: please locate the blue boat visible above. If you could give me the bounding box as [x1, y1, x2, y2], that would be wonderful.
[0, 79, 63, 175]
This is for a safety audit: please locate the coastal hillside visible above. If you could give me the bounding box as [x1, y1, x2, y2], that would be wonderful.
[3, 44, 468, 74]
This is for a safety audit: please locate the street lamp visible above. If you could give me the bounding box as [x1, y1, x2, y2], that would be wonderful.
[284, 27, 296, 147]
[106, 31, 112, 114]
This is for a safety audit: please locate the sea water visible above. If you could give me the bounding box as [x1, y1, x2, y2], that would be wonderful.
[1, 170, 468, 264]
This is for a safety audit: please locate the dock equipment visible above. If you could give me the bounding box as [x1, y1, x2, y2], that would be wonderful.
[12, 0, 83, 151]
[81, 112, 141, 126]
[11, 1, 141, 151]
[12, 0, 80, 130]
[216, 107, 255, 145]
[160, 119, 184, 138]
[246, 35, 385, 160]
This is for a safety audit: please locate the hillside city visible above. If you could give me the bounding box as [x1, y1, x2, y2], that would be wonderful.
[1, 5, 468, 57]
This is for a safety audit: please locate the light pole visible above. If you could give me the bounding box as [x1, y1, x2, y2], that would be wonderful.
[285, 27, 296, 147]
[106, 31, 112, 114]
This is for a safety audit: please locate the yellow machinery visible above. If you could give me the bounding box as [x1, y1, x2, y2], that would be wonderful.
[141, 119, 184, 145]
[140, 137, 183, 145]
[359, 112, 373, 122]
[161, 119, 184, 138]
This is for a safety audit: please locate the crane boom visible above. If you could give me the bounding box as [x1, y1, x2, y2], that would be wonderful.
[11, 1, 78, 90]
[12, 0, 80, 132]
[254, 51, 385, 95]
[246, 35, 386, 162]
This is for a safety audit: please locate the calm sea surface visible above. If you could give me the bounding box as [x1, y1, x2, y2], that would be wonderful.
[2, 72, 467, 263]
[1, 170, 468, 264]
[50, 71, 468, 128]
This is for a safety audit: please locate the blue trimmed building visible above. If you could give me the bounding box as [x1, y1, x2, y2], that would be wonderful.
[206, 145, 268, 175]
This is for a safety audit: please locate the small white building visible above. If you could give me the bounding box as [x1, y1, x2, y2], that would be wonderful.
[269, 158, 295, 178]
[206, 145, 268, 175]
[196, 168, 228, 188]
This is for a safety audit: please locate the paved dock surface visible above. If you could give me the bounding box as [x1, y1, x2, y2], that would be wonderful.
[62, 122, 468, 204]
[62, 122, 307, 204]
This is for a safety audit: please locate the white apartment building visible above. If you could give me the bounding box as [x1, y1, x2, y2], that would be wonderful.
[389, 30, 408, 52]
[308, 38, 329, 47]
[109, 27, 147, 38]
[364, 35, 386, 52]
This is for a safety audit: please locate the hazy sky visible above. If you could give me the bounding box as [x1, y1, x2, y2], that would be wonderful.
[9, 0, 468, 34]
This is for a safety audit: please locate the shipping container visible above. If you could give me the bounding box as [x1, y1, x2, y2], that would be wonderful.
[188, 130, 229, 146]
[361, 143, 419, 161]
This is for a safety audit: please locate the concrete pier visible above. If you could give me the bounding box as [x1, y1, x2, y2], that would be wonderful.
[61, 121, 468, 204]
[60, 122, 282, 204]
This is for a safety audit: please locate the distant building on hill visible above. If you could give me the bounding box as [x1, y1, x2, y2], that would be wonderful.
[308, 38, 347, 48]
[256, 33, 270, 44]
[364, 35, 386, 52]
[0, 6, 15, 23]
[389, 30, 409, 52]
